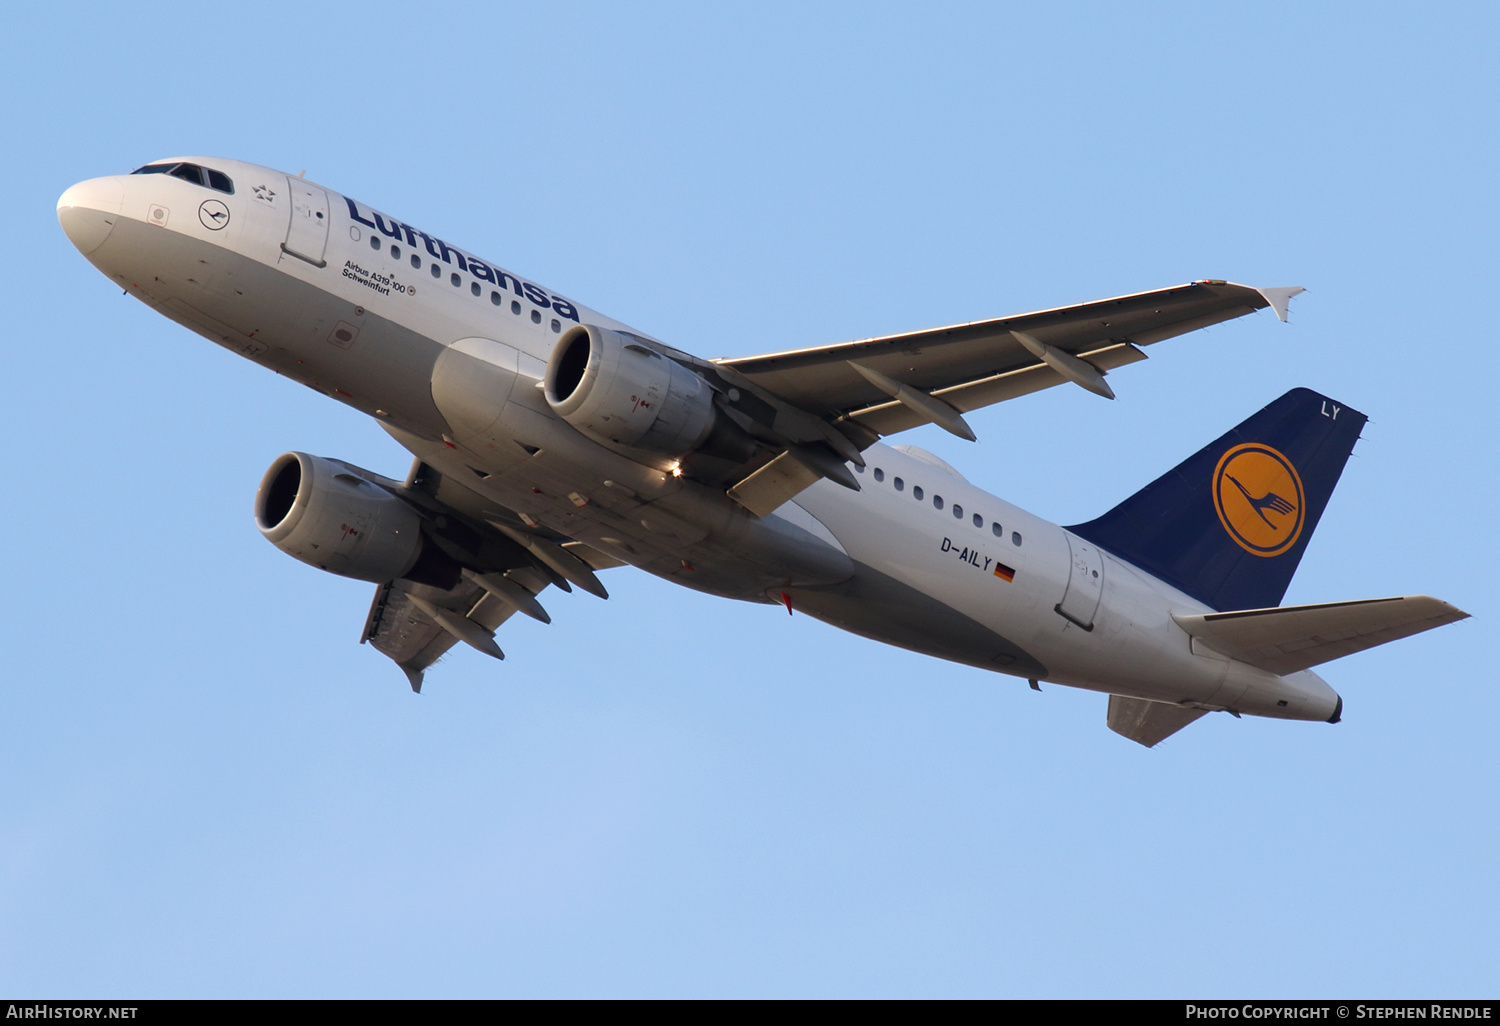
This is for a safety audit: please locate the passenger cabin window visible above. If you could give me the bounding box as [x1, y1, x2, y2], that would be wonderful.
[952, 503, 963, 519]
[873, 468, 884, 482]
[972, 513, 983, 528]
[893, 477, 904, 492]
[531, 310, 542, 324]
[991, 522, 1003, 538]
[933, 495, 944, 510]
[411, 254, 421, 269]
[511, 300, 522, 315]
[369, 235, 380, 251]
[913, 486, 924, 501]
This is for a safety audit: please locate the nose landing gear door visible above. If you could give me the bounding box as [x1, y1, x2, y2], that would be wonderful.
[282, 176, 329, 268]
[1055, 532, 1104, 631]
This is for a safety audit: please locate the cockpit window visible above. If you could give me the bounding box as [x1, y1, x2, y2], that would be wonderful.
[169, 163, 205, 185]
[130, 162, 234, 195]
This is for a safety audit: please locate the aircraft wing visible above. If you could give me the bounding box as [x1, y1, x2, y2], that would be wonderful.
[361, 567, 549, 692]
[714, 281, 1301, 438]
[356, 458, 625, 691]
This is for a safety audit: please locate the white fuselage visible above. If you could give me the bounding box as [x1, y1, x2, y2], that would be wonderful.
[58, 157, 1340, 722]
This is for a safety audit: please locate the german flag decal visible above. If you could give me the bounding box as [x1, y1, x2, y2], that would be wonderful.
[993, 562, 1015, 583]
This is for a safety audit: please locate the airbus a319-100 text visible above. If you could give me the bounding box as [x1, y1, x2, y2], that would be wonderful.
[57, 157, 1468, 747]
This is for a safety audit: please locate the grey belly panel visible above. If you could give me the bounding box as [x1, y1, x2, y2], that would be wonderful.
[784, 563, 1047, 678]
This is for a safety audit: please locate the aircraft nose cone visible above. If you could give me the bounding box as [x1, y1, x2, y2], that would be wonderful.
[58, 176, 124, 255]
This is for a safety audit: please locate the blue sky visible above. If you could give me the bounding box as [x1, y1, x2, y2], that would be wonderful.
[2, 1, 1495, 997]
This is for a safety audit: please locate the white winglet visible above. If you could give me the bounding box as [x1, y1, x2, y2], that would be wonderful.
[1255, 286, 1305, 323]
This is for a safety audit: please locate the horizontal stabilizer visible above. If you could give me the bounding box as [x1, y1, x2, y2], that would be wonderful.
[1107, 695, 1209, 747]
[1172, 595, 1469, 676]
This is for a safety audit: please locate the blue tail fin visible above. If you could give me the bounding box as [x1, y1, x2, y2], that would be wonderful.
[1067, 388, 1366, 611]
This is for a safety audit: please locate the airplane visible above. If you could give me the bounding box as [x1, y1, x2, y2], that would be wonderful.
[56, 156, 1469, 747]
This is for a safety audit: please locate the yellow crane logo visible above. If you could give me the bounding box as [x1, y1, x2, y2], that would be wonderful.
[1212, 443, 1305, 557]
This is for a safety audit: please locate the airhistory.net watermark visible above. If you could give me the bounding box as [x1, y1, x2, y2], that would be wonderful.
[5, 1007, 137, 1019]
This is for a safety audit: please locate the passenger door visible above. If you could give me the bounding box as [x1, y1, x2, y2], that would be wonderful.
[1055, 532, 1104, 630]
[282, 176, 329, 267]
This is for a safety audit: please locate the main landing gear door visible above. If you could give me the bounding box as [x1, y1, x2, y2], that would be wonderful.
[282, 176, 330, 268]
[1055, 532, 1104, 631]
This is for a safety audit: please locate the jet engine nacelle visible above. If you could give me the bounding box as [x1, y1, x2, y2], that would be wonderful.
[254, 452, 425, 583]
[544, 324, 717, 458]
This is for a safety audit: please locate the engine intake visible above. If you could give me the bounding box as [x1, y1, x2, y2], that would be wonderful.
[255, 453, 431, 584]
[545, 325, 718, 458]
